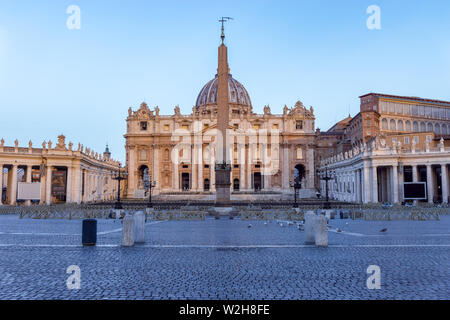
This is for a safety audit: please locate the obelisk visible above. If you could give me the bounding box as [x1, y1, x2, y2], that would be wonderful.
[215, 18, 232, 206]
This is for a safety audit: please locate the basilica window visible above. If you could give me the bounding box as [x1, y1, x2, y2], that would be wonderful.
[413, 121, 419, 132]
[434, 123, 441, 134]
[404, 137, 409, 144]
[140, 121, 148, 131]
[272, 123, 279, 130]
[381, 118, 388, 130]
[296, 147, 303, 160]
[442, 124, 448, 135]
[253, 124, 260, 130]
[233, 124, 239, 130]
[405, 120, 411, 131]
[418, 105, 425, 117]
[163, 124, 169, 131]
[389, 119, 396, 131]
[398, 120, 404, 131]
[296, 121, 303, 130]
[427, 123, 433, 132]
[420, 122, 426, 132]
[433, 107, 440, 118]
[182, 124, 189, 131]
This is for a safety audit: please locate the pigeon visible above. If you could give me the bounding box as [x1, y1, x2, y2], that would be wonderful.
[248, 224, 252, 229]
[380, 228, 387, 232]
[336, 228, 342, 232]
[264, 222, 268, 226]
[279, 223, 284, 227]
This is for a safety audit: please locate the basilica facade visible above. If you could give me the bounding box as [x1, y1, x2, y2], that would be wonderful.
[124, 41, 318, 200]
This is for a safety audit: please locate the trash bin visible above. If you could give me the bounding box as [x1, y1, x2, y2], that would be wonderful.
[82, 219, 97, 246]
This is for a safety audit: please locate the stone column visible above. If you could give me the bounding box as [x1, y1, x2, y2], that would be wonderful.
[363, 164, 371, 203]
[239, 144, 245, 191]
[210, 153, 216, 192]
[66, 166, 72, 203]
[25, 165, 32, 206]
[441, 164, 449, 204]
[282, 145, 289, 190]
[0, 164, 3, 205]
[263, 172, 269, 191]
[307, 148, 315, 189]
[153, 147, 160, 194]
[392, 165, 399, 203]
[198, 146, 203, 191]
[426, 164, 434, 203]
[245, 145, 251, 190]
[372, 165, 378, 203]
[412, 165, 418, 182]
[358, 169, 362, 203]
[173, 162, 179, 191]
[9, 164, 18, 205]
[73, 166, 81, 204]
[191, 145, 197, 191]
[128, 147, 136, 195]
[45, 165, 52, 205]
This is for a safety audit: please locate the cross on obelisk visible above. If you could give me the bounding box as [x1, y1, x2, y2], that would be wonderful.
[215, 17, 233, 206]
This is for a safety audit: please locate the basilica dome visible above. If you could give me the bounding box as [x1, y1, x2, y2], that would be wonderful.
[195, 74, 252, 108]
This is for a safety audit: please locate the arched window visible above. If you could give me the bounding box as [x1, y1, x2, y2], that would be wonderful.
[405, 120, 411, 132]
[442, 124, 448, 135]
[420, 122, 426, 132]
[398, 120, 404, 131]
[435, 123, 441, 134]
[413, 121, 419, 132]
[427, 123, 433, 132]
[389, 119, 396, 131]
[381, 118, 388, 130]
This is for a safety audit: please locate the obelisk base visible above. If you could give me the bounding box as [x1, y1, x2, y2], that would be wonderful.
[215, 164, 231, 207]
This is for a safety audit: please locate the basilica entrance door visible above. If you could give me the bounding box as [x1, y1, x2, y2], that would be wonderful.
[253, 173, 262, 191]
[181, 173, 190, 191]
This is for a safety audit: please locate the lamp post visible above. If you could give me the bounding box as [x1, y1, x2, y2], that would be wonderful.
[289, 179, 302, 208]
[144, 177, 157, 208]
[317, 166, 335, 209]
[111, 164, 128, 209]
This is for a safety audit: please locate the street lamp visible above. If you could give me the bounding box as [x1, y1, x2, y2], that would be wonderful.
[289, 179, 302, 208]
[317, 166, 335, 209]
[111, 164, 128, 209]
[144, 177, 157, 208]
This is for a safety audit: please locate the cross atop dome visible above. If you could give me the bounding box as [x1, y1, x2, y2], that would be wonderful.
[218, 17, 233, 44]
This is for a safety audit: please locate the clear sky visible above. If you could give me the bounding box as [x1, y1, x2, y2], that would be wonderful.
[0, 0, 449, 163]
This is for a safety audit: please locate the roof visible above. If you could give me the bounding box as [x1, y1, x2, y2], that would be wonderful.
[360, 93, 450, 106]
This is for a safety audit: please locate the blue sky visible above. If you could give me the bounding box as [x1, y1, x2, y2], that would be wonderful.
[0, 0, 449, 162]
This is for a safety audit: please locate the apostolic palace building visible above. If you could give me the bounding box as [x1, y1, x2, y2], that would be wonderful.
[1, 30, 450, 206]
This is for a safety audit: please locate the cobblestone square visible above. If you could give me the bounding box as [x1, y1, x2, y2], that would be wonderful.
[0, 214, 449, 300]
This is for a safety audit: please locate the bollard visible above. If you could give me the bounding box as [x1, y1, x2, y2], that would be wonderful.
[82, 219, 97, 246]
[134, 211, 146, 243]
[304, 211, 316, 244]
[122, 215, 135, 247]
[315, 215, 328, 247]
